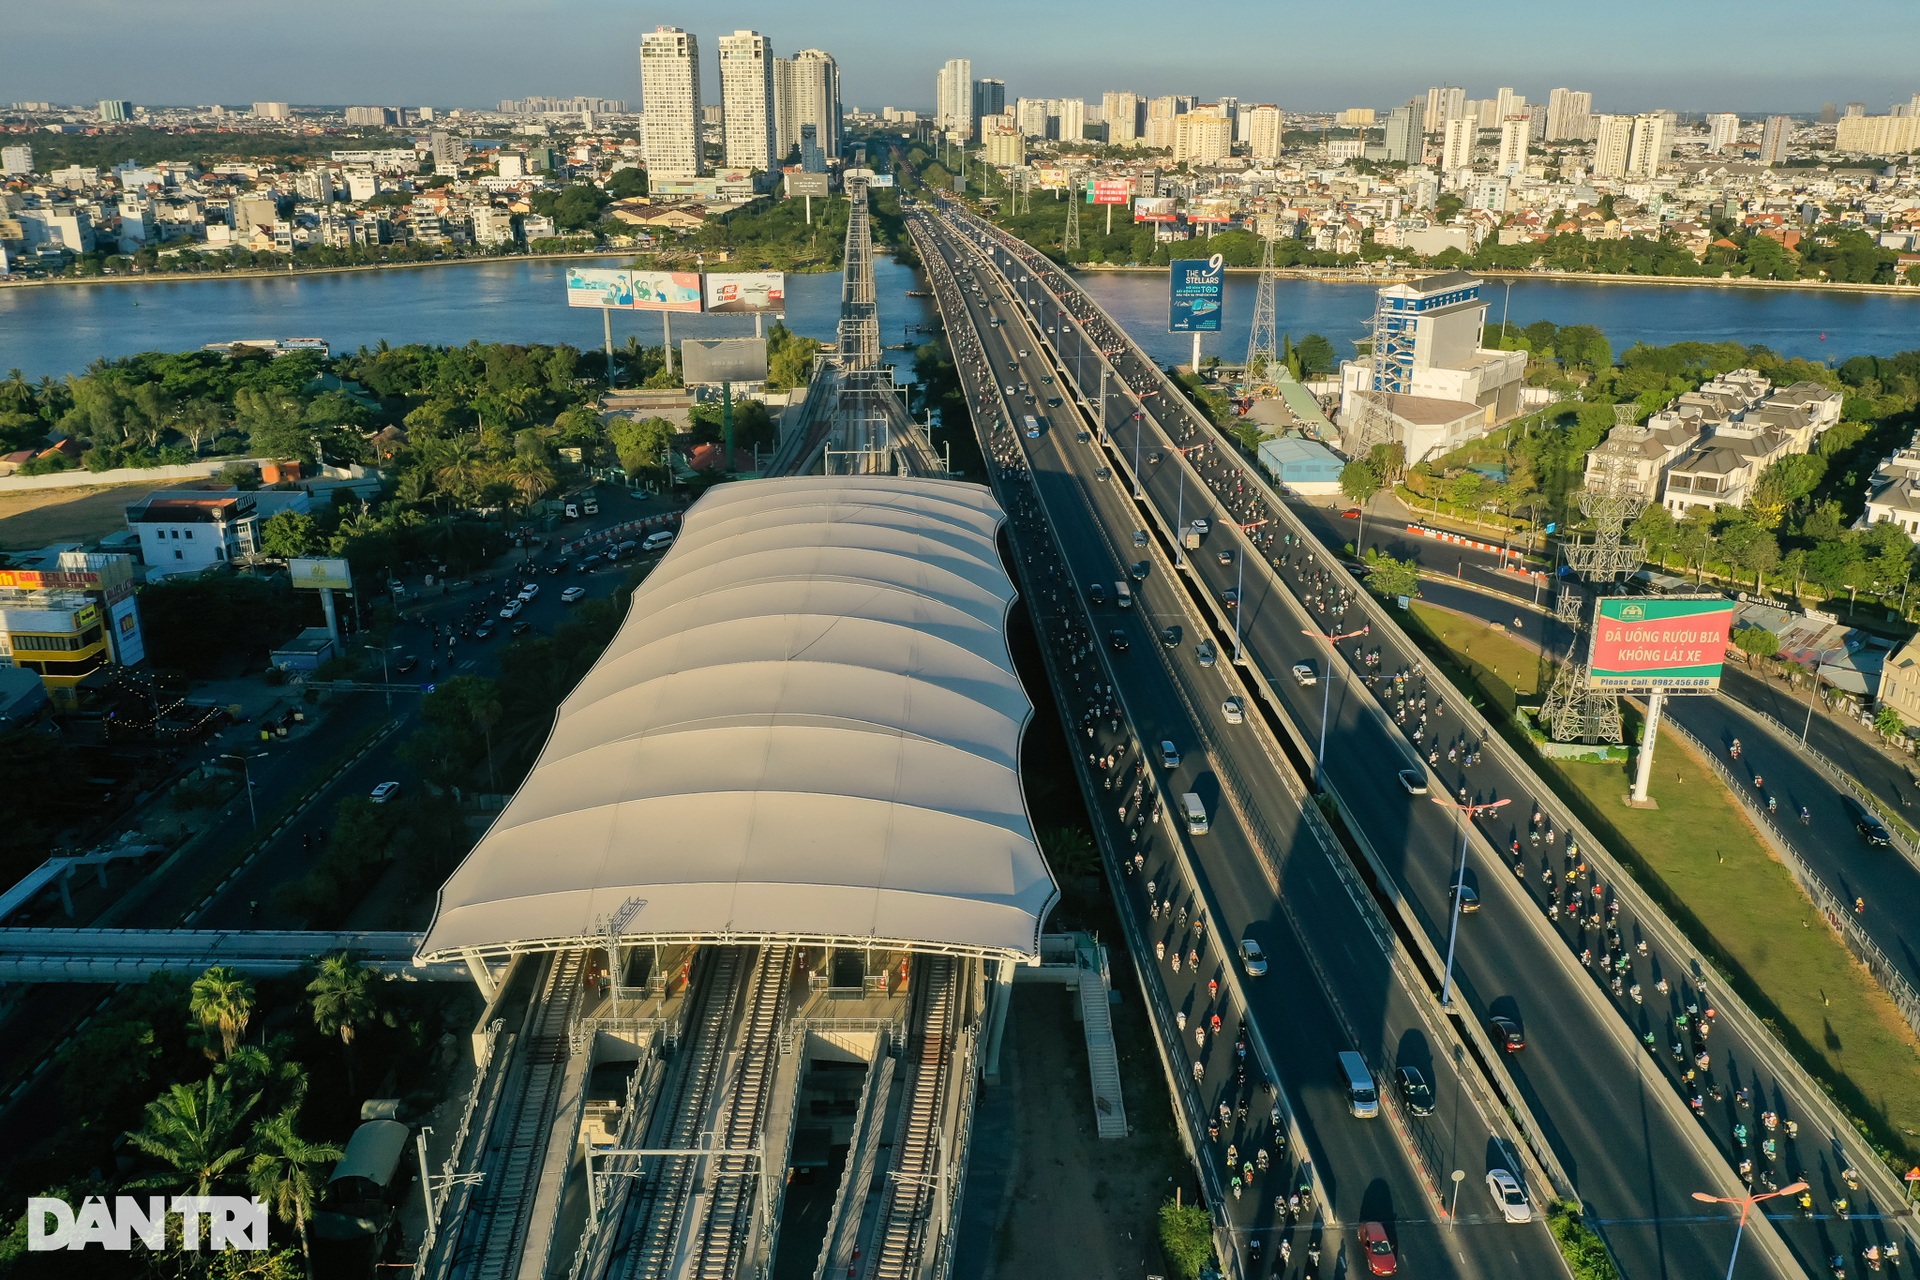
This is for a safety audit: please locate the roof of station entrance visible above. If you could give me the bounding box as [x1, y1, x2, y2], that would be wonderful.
[415, 476, 1059, 966]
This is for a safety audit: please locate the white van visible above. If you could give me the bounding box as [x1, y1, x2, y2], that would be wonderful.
[1338, 1051, 1379, 1118]
[641, 530, 677, 553]
[1115, 581, 1133, 609]
[1181, 792, 1208, 835]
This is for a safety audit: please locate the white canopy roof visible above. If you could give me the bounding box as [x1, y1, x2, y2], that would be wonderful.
[416, 476, 1058, 964]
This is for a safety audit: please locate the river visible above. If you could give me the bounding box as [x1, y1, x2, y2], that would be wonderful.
[1, 253, 1914, 381]
[0, 254, 935, 382]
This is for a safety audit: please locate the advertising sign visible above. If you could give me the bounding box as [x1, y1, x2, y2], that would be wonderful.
[866, 174, 895, 188]
[629, 270, 704, 313]
[680, 337, 771, 385]
[1133, 195, 1178, 222]
[1168, 255, 1226, 333]
[1190, 201, 1234, 224]
[1588, 597, 1736, 693]
[1037, 167, 1068, 191]
[1088, 178, 1133, 205]
[565, 267, 635, 309]
[703, 272, 786, 314]
[784, 171, 830, 199]
[108, 594, 145, 667]
[289, 557, 353, 591]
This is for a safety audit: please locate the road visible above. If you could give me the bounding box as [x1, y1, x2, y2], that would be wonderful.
[920, 213, 1564, 1280]
[932, 203, 1858, 1280]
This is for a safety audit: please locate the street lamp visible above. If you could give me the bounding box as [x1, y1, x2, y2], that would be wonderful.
[1231, 520, 1267, 663]
[1801, 646, 1846, 745]
[1449, 1169, 1466, 1228]
[220, 751, 266, 829]
[1690, 1182, 1807, 1280]
[1131, 412, 1145, 499]
[1301, 626, 1369, 789]
[1428, 794, 1511, 1007]
[364, 642, 401, 711]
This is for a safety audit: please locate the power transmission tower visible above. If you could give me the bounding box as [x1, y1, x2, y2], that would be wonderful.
[1063, 176, 1080, 254]
[1244, 229, 1278, 385]
[1539, 425, 1645, 743]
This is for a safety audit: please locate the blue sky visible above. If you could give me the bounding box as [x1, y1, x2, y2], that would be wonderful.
[15, 0, 1918, 115]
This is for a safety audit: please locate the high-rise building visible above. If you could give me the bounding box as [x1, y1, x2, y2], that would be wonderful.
[1052, 98, 1086, 143]
[1424, 86, 1465, 133]
[1383, 100, 1421, 164]
[1545, 88, 1593, 142]
[718, 30, 776, 172]
[1833, 112, 1920, 155]
[1707, 112, 1740, 153]
[973, 78, 1006, 126]
[1496, 115, 1529, 175]
[1, 145, 33, 176]
[251, 102, 290, 121]
[1246, 105, 1283, 161]
[1441, 115, 1477, 172]
[1759, 114, 1792, 165]
[772, 58, 798, 159]
[344, 106, 401, 127]
[1102, 91, 1141, 145]
[1591, 114, 1632, 176]
[429, 131, 465, 173]
[640, 26, 703, 179]
[981, 114, 1023, 168]
[1144, 95, 1181, 149]
[98, 100, 133, 123]
[1172, 106, 1232, 165]
[800, 124, 826, 173]
[1625, 112, 1667, 177]
[1493, 87, 1520, 126]
[1337, 107, 1376, 127]
[1014, 98, 1050, 139]
[1819, 102, 1839, 124]
[936, 58, 973, 139]
[784, 49, 842, 162]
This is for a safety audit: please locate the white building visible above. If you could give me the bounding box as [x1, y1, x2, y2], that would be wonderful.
[1496, 115, 1529, 175]
[1545, 87, 1592, 141]
[1173, 108, 1232, 165]
[1625, 113, 1667, 177]
[116, 196, 155, 253]
[981, 114, 1023, 168]
[1707, 112, 1740, 152]
[1441, 116, 1476, 173]
[640, 26, 704, 180]
[783, 49, 842, 162]
[936, 58, 974, 140]
[1103, 90, 1140, 145]
[1014, 97, 1050, 139]
[1246, 105, 1282, 161]
[718, 30, 776, 173]
[0, 145, 30, 176]
[124, 492, 260, 577]
[1760, 114, 1793, 165]
[1051, 98, 1086, 143]
[1593, 113, 1634, 177]
[250, 102, 290, 121]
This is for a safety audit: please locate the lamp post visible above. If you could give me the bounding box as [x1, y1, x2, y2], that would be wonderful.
[1428, 794, 1511, 1007]
[1131, 412, 1145, 499]
[1449, 1169, 1466, 1228]
[1300, 626, 1370, 788]
[364, 642, 401, 711]
[220, 751, 266, 829]
[1690, 1182, 1807, 1280]
[1801, 646, 1845, 745]
[1231, 520, 1267, 663]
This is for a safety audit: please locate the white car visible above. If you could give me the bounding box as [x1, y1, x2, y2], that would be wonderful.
[1486, 1169, 1532, 1223]
[1291, 662, 1317, 686]
[1222, 697, 1245, 724]
[1397, 768, 1429, 795]
[517, 582, 539, 600]
[1239, 938, 1267, 977]
[560, 586, 587, 603]
[1159, 740, 1181, 769]
[370, 781, 401, 804]
[498, 598, 524, 619]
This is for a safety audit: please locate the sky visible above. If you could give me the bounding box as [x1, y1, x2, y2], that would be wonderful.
[14, 0, 1919, 116]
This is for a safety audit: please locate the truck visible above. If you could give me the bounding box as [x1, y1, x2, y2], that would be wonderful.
[1181, 792, 1209, 835]
[1183, 520, 1204, 550]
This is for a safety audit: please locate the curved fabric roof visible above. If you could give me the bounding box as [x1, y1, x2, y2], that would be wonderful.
[416, 476, 1058, 964]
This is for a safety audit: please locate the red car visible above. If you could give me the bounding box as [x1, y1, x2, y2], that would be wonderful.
[1358, 1221, 1398, 1276]
[1340, 507, 1362, 519]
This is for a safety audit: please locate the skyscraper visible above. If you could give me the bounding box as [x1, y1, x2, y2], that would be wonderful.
[1496, 115, 1529, 175]
[1383, 101, 1421, 164]
[98, 100, 133, 123]
[1246, 105, 1282, 162]
[640, 26, 703, 179]
[936, 59, 973, 139]
[1015, 98, 1050, 139]
[1625, 113, 1667, 177]
[785, 49, 842, 162]
[1424, 86, 1465, 134]
[1591, 114, 1632, 176]
[718, 31, 776, 172]
[1103, 91, 1141, 145]
[1172, 106, 1231, 165]
[1545, 88, 1593, 142]
[1441, 116, 1477, 172]
[1707, 112, 1740, 153]
[1052, 98, 1086, 143]
[1759, 114, 1791, 165]
[973, 79, 1006, 125]
[1493, 87, 1520, 126]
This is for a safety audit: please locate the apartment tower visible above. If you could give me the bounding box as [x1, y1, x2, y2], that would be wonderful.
[718, 31, 776, 172]
[640, 27, 704, 179]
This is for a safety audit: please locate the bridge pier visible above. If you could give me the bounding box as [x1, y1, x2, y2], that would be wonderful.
[981, 956, 1015, 1083]
[464, 952, 501, 1001]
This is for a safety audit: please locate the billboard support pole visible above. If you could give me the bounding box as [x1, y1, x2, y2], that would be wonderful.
[1630, 690, 1665, 806]
[1192, 332, 1201, 373]
[663, 312, 674, 377]
[603, 308, 615, 387]
[319, 587, 340, 646]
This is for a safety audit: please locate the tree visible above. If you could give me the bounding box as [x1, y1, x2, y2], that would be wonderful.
[1157, 1197, 1214, 1280]
[235, 387, 313, 463]
[605, 166, 647, 199]
[1339, 459, 1382, 507]
[248, 1107, 341, 1279]
[1362, 547, 1421, 598]
[1630, 504, 1678, 568]
[1733, 626, 1779, 658]
[608, 415, 675, 476]
[189, 966, 256, 1061]
[306, 953, 386, 1093]
[258, 510, 320, 559]
[1875, 705, 1909, 741]
[1294, 333, 1338, 375]
[127, 1077, 261, 1196]
[1449, 470, 1486, 514]
[1038, 827, 1097, 879]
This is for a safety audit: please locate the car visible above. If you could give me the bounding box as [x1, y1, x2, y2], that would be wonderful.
[1160, 624, 1183, 648]
[547, 561, 568, 576]
[1486, 1168, 1532, 1223]
[1095, 466, 1111, 481]
[370, 781, 401, 804]
[1159, 740, 1181, 769]
[561, 586, 587, 603]
[1047, 397, 1063, 408]
[1217, 549, 1236, 565]
[579, 553, 604, 570]
[394, 654, 420, 675]
[1191, 517, 1211, 535]
[510, 620, 533, 636]
[1006, 388, 1018, 400]
[1148, 450, 1164, 464]
[1450, 883, 1481, 913]
[1291, 662, 1318, 686]
[1222, 697, 1245, 723]
[474, 620, 497, 640]
[1133, 530, 1149, 548]
[629, 488, 648, 500]
[1489, 1015, 1526, 1052]
[1025, 421, 1040, 438]
[1397, 768, 1428, 795]
[498, 598, 524, 619]
[1196, 640, 1217, 667]
[1089, 583, 1107, 606]
[1041, 374, 1054, 384]
[1341, 507, 1362, 519]
[1238, 937, 1267, 977]
[1393, 1065, 1434, 1117]
[1024, 394, 1037, 405]
[1221, 588, 1240, 610]
[1076, 429, 1091, 443]
[1848, 798, 1892, 846]
[1108, 628, 1130, 653]
[517, 582, 540, 600]
[1018, 349, 1029, 357]
[1357, 1221, 1398, 1277]
[1129, 561, 1150, 582]
[1007, 360, 1019, 371]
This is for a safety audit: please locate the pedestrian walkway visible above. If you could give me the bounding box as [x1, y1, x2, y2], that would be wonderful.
[0, 927, 457, 980]
[1077, 964, 1128, 1139]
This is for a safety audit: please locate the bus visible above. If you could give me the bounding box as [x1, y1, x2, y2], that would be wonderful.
[1022, 414, 1040, 439]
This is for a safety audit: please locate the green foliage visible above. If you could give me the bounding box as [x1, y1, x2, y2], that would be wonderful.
[1546, 1201, 1622, 1280]
[659, 195, 849, 272]
[1362, 547, 1422, 598]
[1155, 1198, 1213, 1280]
[126, 1076, 261, 1196]
[1340, 459, 1382, 506]
[1734, 626, 1780, 658]
[529, 183, 611, 232]
[257, 510, 319, 559]
[1293, 333, 1338, 375]
[608, 416, 675, 478]
[1875, 705, 1909, 739]
[765, 320, 820, 390]
[604, 166, 647, 199]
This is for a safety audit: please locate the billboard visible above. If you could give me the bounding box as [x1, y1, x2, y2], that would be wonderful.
[108, 594, 145, 667]
[866, 173, 895, 188]
[1036, 167, 1068, 191]
[1169, 255, 1225, 333]
[703, 271, 786, 314]
[1088, 179, 1133, 205]
[630, 270, 704, 313]
[1588, 597, 1736, 693]
[681, 338, 770, 385]
[784, 171, 830, 198]
[565, 267, 635, 309]
[289, 557, 353, 591]
[1133, 195, 1178, 222]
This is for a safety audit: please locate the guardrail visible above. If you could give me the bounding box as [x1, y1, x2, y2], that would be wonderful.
[1736, 699, 1920, 878]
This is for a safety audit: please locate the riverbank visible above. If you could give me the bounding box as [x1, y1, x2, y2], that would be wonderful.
[1071, 261, 1920, 297]
[0, 247, 635, 291]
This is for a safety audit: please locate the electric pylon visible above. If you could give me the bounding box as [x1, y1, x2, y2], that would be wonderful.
[1244, 230, 1278, 385]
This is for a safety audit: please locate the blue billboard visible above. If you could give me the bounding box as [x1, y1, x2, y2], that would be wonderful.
[1169, 256, 1225, 333]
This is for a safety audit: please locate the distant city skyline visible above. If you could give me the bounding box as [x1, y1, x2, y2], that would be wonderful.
[10, 0, 1917, 115]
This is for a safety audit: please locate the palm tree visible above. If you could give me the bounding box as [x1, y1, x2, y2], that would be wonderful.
[504, 455, 556, 509]
[307, 954, 381, 1092]
[190, 966, 256, 1060]
[127, 1077, 261, 1196]
[248, 1107, 341, 1279]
